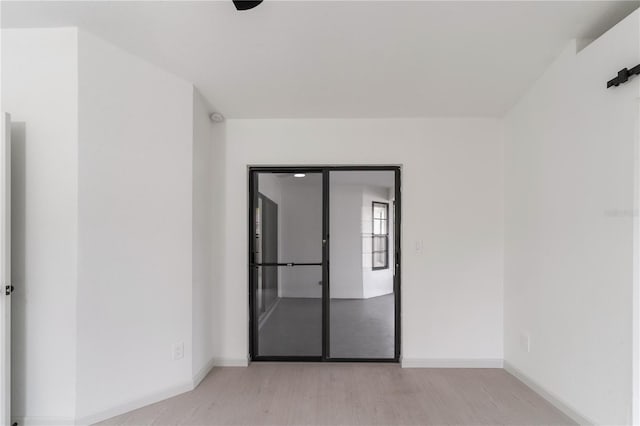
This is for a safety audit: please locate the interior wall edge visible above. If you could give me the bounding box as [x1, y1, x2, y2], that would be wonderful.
[191, 83, 216, 386]
[192, 357, 216, 389]
[504, 361, 593, 426]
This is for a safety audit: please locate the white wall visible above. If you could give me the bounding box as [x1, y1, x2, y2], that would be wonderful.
[192, 89, 215, 382]
[330, 184, 364, 299]
[1, 28, 79, 422]
[221, 118, 504, 365]
[210, 121, 227, 367]
[279, 176, 323, 298]
[75, 30, 194, 421]
[257, 174, 323, 299]
[503, 11, 640, 425]
[329, 181, 395, 300]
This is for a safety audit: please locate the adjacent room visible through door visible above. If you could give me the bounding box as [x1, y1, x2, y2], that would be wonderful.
[329, 170, 397, 359]
[249, 167, 401, 362]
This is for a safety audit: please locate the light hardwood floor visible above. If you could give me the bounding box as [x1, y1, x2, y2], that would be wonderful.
[96, 364, 576, 426]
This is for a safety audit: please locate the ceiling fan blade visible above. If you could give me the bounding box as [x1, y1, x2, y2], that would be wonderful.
[233, 0, 263, 11]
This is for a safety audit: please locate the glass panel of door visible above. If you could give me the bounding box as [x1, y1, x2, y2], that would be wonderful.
[251, 171, 324, 358]
[329, 170, 396, 359]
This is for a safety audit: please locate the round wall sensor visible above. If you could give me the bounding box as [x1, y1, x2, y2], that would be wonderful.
[210, 112, 225, 123]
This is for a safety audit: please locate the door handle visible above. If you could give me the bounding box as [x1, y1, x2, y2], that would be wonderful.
[5, 284, 14, 296]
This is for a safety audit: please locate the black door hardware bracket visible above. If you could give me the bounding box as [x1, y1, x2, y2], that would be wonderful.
[607, 64, 640, 88]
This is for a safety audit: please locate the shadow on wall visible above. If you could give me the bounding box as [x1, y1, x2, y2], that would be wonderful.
[10, 121, 26, 413]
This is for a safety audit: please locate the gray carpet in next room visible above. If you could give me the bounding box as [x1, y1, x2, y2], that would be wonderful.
[258, 294, 394, 358]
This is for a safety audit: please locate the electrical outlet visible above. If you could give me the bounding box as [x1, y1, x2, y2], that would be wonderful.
[520, 332, 531, 353]
[172, 342, 184, 360]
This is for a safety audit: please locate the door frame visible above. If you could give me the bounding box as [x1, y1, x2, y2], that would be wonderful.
[1, 113, 11, 424]
[248, 165, 401, 363]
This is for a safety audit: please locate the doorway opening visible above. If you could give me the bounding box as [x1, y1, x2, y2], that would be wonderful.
[248, 166, 401, 362]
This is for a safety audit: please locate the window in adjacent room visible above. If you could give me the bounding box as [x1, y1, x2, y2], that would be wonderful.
[372, 201, 389, 270]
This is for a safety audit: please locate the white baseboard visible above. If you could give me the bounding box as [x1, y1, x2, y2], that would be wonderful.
[401, 358, 504, 368]
[27, 359, 246, 426]
[192, 357, 216, 388]
[213, 357, 249, 367]
[11, 417, 75, 426]
[503, 361, 592, 425]
[74, 380, 193, 426]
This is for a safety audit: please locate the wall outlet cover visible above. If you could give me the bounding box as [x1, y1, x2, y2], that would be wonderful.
[520, 332, 531, 353]
[172, 342, 184, 360]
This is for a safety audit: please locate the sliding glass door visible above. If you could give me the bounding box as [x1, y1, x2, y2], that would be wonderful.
[249, 167, 400, 362]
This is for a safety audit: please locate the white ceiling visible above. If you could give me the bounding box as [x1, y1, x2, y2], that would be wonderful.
[2, 1, 638, 118]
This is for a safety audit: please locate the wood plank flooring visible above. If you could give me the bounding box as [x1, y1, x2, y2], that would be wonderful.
[96, 364, 576, 426]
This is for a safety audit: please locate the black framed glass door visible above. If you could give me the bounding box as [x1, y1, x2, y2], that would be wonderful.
[249, 169, 325, 360]
[249, 166, 400, 362]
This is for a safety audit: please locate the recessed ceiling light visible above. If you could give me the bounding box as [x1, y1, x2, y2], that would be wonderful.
[294, 173, 306, 178]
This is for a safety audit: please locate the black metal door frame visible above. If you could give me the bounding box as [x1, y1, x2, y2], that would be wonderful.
[248, 166, 401, 363]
